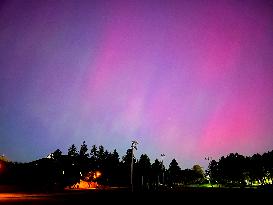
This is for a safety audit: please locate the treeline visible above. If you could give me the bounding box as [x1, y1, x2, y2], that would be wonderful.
[0, 141, 272, 191]
[0, 141, 204, 191]
[207, 151, 273, 187]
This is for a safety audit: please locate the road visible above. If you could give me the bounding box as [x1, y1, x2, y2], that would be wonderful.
[0, 187, 271, 204]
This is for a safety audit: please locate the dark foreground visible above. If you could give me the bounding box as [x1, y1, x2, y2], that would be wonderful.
[0, 187, 272, 204]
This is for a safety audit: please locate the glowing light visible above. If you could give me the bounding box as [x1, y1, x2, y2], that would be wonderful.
[96, 171, 101, 178]
[66, 180, 98, 190]
[93, 171, 102, 179]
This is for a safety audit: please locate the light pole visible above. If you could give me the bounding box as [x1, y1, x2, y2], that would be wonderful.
[131, 140, 138, 192]
[205, 157, 212, 185]
[161, 154, 165, 185]
[205, 157, 212, 168]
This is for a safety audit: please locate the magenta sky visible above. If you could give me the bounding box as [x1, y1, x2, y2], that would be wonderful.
[0, 0, 273, 169]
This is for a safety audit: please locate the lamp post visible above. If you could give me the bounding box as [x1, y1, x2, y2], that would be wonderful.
[131, 140, 138, 192]
[205, 157, 212, 185]
[161, 154, 165, 185]
[205, 157, 212, 168]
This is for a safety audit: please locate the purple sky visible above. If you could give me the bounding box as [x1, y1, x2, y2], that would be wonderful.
[0, 0, 273, 169]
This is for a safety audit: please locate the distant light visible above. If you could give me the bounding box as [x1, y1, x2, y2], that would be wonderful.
[62, 170, 65, 175]
[46, 153, 54, 159]
[96, 171, 101, 178]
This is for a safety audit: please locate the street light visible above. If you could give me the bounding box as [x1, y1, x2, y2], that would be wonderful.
[161, 154, 165, 185]
[205, 157, 212, 185]
[205, 157, 212, 161]
[130, 140, 138, 192]
[205, 157, 212, 169]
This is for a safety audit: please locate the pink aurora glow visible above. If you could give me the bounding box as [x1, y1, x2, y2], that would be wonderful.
[0, 0, 272, 168]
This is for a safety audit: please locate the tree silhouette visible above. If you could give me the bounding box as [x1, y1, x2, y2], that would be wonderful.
[78, 141, 90, 177]
[122, 149, 134, 165]
[207, 159, 219, 186]
[263, 150, 273, 183]
[250, 153, 265, 185]
[79, 141, 89, 158]
[68, 144, 78, 157]
[90, 145, 98, 170]
[52, 149, 62, 160]
[217, 153, 247, 186]
[136, 154, 151, 189]
[121, 149, 135, 186]
[105, 149, 120, 185]
[180, 169, 195, 185]
[97, 145, 106, 170]
[151, 159, 162, 187]
[168, 158, 181, 186]
[192, 164, 205, 184]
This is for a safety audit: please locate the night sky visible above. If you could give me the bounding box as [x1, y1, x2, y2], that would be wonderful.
[0, 0, 273, 169]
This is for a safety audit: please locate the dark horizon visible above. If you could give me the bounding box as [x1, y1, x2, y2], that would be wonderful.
[1, 145, 272, 193]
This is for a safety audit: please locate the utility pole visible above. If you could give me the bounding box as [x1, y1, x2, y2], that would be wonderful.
[205, 157, 212, 169]
[205, 156, 212, 185]
[131, 140, 138, 192]
[161, 154, 165, 185]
